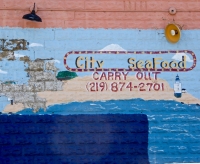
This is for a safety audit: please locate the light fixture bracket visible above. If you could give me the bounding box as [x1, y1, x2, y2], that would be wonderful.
[30, 4, 38, 13]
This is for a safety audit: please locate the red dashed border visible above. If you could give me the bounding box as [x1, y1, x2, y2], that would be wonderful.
[64, 50, 196, 72]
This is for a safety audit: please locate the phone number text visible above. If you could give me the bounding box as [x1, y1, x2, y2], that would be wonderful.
[86, 82, 164, 92]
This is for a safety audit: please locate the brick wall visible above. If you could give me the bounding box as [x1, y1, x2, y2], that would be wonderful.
[0, 0, 200, 29]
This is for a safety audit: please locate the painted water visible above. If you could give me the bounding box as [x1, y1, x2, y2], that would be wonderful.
[16, 98, 200, 115]
[16, 99, 200, 163]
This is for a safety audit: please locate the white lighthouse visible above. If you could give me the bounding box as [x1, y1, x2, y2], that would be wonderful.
[174, 75, 182, 98]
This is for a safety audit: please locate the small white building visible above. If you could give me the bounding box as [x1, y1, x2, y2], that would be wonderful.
[174, 75, 182, 98]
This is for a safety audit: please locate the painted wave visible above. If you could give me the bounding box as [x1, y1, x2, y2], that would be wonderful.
[16, 98, 200, 115]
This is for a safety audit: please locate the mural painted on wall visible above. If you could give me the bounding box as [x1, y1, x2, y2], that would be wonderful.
[1, 28, 200, 163]
[0, 29, 200, 115]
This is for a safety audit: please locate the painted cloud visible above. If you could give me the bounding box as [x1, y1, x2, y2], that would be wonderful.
[100, 44, 126, 51]
[14, 52, 25, 58]
[29, 43, 44, 47]
[172, 53, 193, 62]
[50, 60, 60, 63]
[0, 69, 7, 74]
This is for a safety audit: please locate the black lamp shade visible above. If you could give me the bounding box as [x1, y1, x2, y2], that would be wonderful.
[22, 3, 42, 22]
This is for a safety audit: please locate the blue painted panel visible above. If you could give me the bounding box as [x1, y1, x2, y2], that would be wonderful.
[0, 114, 149, 164]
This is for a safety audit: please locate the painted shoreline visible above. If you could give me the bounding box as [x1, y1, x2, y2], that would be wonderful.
[3, 75, 200, 113]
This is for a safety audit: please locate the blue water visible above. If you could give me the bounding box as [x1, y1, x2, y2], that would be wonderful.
[16, 99, 200, 163]
[16, 98, 200, 115]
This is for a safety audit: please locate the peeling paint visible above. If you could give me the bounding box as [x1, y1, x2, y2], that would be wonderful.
[45, 61, 59, 71]
[25, 61, 44, 72]
[0, 51, 15, 60]
[1, 39, 28, 51]
[0, 39, 28, 63]
[19, 56, 30, 62]
[0, 58, 63, 112]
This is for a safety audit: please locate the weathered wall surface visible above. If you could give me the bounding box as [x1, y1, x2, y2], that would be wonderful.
[0, 0, 200, 29]
[0, 0, 200, 163]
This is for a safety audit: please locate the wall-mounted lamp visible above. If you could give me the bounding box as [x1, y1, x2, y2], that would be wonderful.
[22, 3, 42, 22]
[165, 23, 181, 43]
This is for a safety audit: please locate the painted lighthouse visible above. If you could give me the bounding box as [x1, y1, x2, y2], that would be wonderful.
[174, 75, 182, 98]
